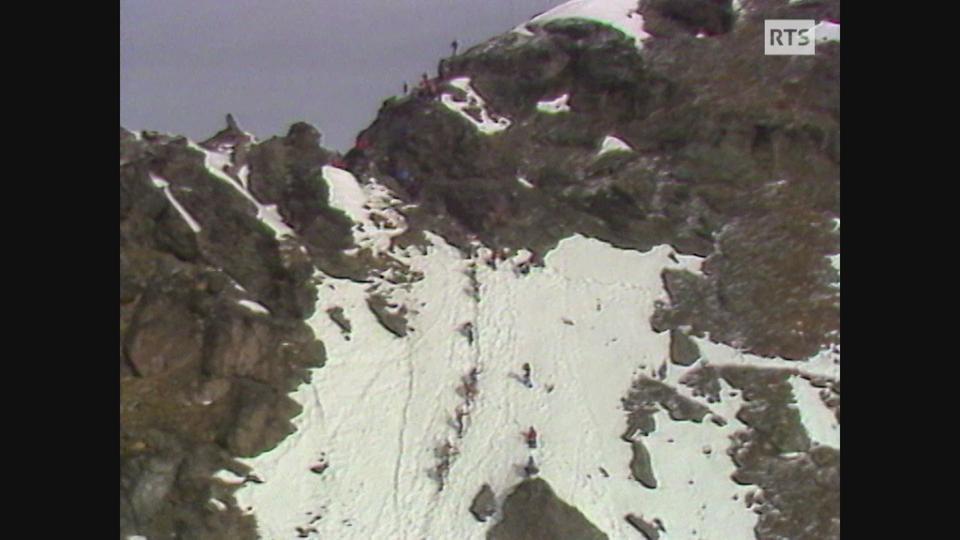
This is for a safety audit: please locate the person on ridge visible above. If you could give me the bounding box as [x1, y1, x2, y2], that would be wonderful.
[463, 380, 478, 405]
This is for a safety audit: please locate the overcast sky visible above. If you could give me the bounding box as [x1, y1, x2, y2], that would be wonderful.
[120, 0, 561, 151]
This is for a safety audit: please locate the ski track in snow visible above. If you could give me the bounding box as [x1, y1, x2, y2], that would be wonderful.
[234, 225, 841, 538]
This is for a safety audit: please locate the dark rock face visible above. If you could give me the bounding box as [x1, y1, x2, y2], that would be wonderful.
[244, 125, 376, 281]
[620, 364, 839, 539]
[718, 366, 840, 540]
[652, 210, 839, 359]
[120, 119, 342, 538]
[124, 290, 204, 377]
[644, 0, 735, 37]
[488, 478, 608, 540]
[470, 484, 498, 522]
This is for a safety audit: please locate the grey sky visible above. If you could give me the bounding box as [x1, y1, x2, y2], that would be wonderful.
[120, 0, 561, 151]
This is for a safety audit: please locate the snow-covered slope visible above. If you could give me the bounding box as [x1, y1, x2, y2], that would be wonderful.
[234, 232, 839, 539]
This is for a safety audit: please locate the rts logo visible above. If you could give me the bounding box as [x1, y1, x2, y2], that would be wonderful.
[765, 20, 815, 55]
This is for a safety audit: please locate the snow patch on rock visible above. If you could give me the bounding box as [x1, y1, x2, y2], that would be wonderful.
[440, 77, 512, 135]
[536, 94, 571, 114]
[597, 135, 633, 156]
[149, 173, 202, 233]
[238, 300, 271, 315]
[815, 21, 840, 43]
[188, 142, 295, 240]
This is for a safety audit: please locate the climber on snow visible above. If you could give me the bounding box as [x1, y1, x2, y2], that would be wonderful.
[467, 366, 480, 386]
[525, 426, 538, 449]
[524, 456, 540, 478]
[521, 362, 533, 388]
[454, 405, 469, 438]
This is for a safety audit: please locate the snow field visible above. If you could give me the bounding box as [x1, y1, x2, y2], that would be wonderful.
[235, 234, 788, 539]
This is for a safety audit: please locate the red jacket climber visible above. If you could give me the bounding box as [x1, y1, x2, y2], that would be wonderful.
[525, 427, 538, 449]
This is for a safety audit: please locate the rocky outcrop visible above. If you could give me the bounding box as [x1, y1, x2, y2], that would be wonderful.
[644, 0, 735, 37]
[668, 329, 700, 366]
[343, 0, 839, 360]
[622, 376, 711, 437]
[120, 118, 342, 538]
[718, 366, 840, 540]
[470, 484, 498, 522]
[487, 478, 608, 540]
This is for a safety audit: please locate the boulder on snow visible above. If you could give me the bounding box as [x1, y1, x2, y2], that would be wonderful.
[624, 513, 660, 540]
[629, 440, 658, 489]
[470, 484, 497, 522]
[487, 478, 608, 540]
[669, 329, 701, 366]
